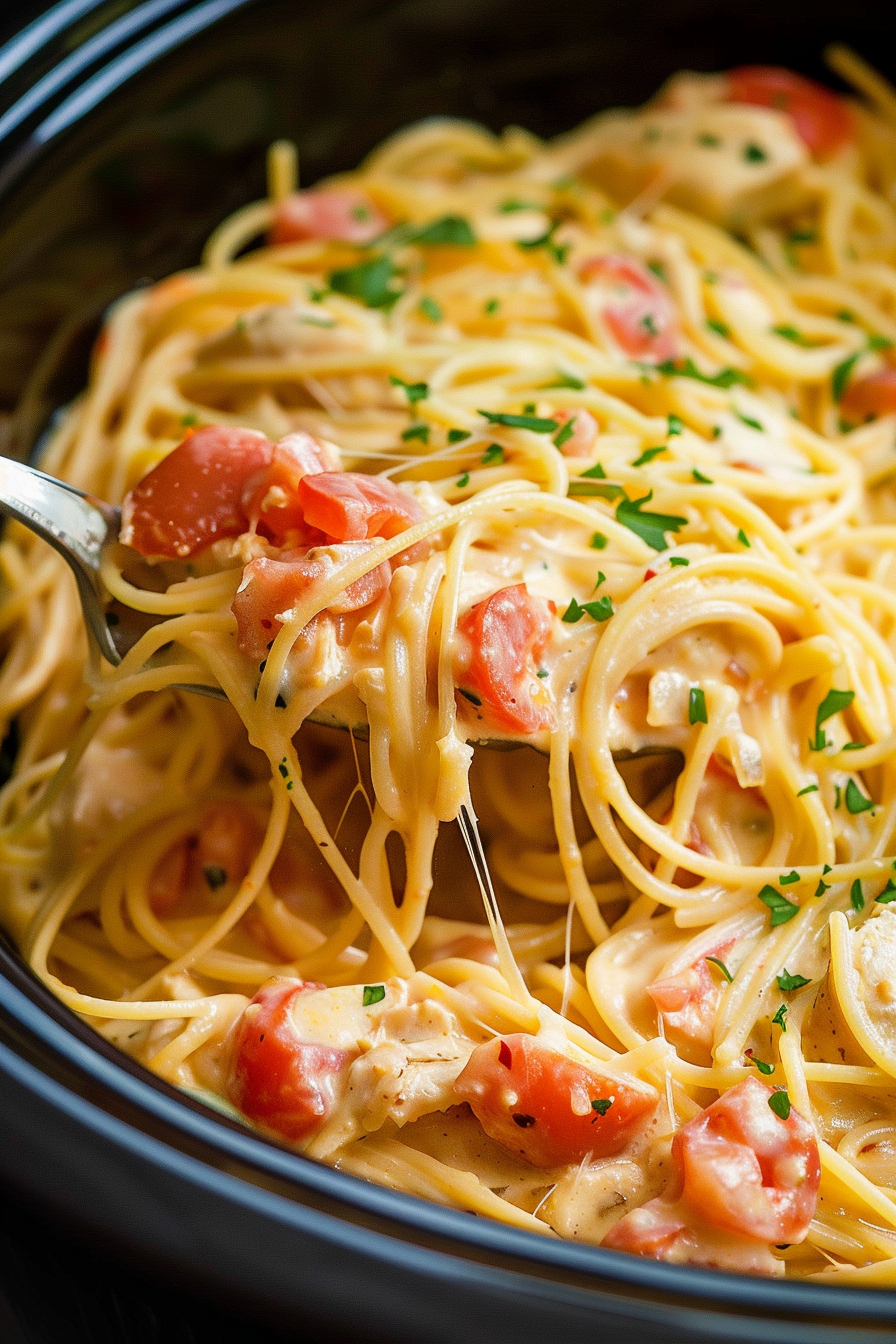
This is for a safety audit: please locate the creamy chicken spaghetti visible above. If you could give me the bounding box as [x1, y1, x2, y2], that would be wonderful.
[3, 46, 896, 1281]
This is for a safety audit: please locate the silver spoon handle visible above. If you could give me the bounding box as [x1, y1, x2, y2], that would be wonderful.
[0, 457, 121, 664]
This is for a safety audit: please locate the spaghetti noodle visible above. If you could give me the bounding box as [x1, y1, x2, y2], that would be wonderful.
[2, 48, 896, 1279]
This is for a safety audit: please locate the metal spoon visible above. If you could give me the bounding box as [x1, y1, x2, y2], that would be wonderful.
[0, 457, 674, 764]
[0, 456, 124, 666]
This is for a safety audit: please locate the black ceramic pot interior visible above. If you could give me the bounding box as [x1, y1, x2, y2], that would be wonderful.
[2, 3, 896, 1341]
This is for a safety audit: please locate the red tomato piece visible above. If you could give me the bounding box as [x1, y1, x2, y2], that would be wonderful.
[196, 801, 261, 887]
[673, 1076, 820, 1242]
[120, 426, 272, 558]
[147, 801, 262, 913]
[727, 66, 853, 160]
[454, 1034, 657, 1168]
[455, 584, 555, 735]
[553, 407, 599, 457]
[647, 938, 735, 1061]
[580, 254, 678, 362]
[242, 431, 341, 546]
[603, 1198, 691, 1259]
[229, 979, 354, 1142]
[148, 837, 191, 915]
[232, 543, 391, 660]
[297, 471, 424, 543]
[270, 189, 388, 246]
[602, 1197, 780, 1274]
[841, 368, 896, 422]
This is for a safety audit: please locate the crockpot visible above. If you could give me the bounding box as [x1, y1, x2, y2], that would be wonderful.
[1, 2, 895, 1339]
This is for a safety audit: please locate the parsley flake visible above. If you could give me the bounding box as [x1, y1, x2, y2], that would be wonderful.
[850, 878, 866, 911]
[758, 884, 800, 927]
[545, 371, 586, 390]
[419, 295, 443, 322]
[329, 255, 402, 309]
[478, 410, 557, 433]
[569, 480, 624, 499]
[615, 491, 687, 551]
[484, 297, 500, 315]
[590, 532, 608, 550]
[743, 142, 768, 163]
[751, 1055, 776, 1076]
[707, 318, 730, 338]
[390, 375, 428, 404]
[689, 686, 708, 725]
[737, 528, 750, 547]
[402, 423, 430, 443]
[797, 784, 819, 796]
[877, 879, 896, 904]
[832, 351, 862, 403]
[705, 956, 733, 982]
[769, 1089, 791, 1120]
[779, 871, 800, 885]
[668, 414, 684, 436]
[591, 1098, 613, 1117]
[517, 219, 569, 264]
[481, 443, 505, 466]
[562, 596, 613, 623]
[456, 472, 470, 488]
[669, 556, 689, 567]
[553, 418, 576, 449]
[412, 215, 476, 247]
[657, 357, 751, 389]
[810, 688, 854, 752]
[777, 969, 811, 992]
[692, 468, 713, 484]
[448, 428, 469, 444]
[203, 865, 227, 890]
[632, 445, 668, 467]
[771, 1003, 788, 1032]
[773, 324, 811, 346]
[845, 778, 874, 814]
[362, 985, 386, 1006]
[736, 412, 764, 432]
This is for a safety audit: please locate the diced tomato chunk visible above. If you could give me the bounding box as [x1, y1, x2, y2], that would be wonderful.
[454, 1034, 657, 1168]
[841, 368, 896, 423]
[602, 1197, 781, 1274]
[120, 426, 272, 558]
[553, 407, 599, 457]
[455, 584, 555, 735]
[673, 1076, 820, 1242]
[148, 837, 191, 915]
[147, 801, 262, 913]
[270, 189, 388, 246]
[196, 801, 262, 887]
[580, 254, 678, 362]
[242, 431, 341, 546]
[232, 543, 390, 660]
[297, 471, 424, 543]
[727, 66, 853, 160]
[229, 979, 354, 1141]
[647, 938, 735, 1061]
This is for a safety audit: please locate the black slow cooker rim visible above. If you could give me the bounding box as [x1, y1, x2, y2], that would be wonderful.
[0, 0, 894, 1328]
